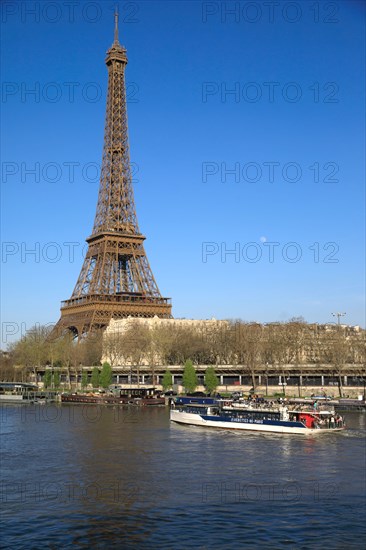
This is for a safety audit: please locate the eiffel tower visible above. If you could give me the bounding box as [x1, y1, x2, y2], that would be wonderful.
[52, 12, 172, 338]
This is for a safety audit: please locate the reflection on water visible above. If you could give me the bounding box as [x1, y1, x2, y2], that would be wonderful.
[1, 405, 365, 549]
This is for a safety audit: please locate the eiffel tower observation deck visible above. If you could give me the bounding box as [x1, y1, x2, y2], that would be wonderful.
[52, 12, 172, 338]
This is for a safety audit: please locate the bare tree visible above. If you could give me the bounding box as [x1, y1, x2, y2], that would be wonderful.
[0, 349, 17, 381]
[11, 325, 53, 383]
[103, 332, 124, 367]
[123, 322, 151, 386]
[233, 322, 264, 390]
[319, 329, 350, 397]
[80, 331, 103, 366]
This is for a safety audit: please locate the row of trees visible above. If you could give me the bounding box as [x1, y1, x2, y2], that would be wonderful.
[162, 361, 219, 394]
[42, 362, 113, 390]
[1, 320, 364, 397]
[103, 320, 365, 396]
[104, 319, 365, 368]
[0, 325, 103, 383]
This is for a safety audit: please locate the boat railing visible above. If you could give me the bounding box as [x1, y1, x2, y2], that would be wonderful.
[316, 417, 344, 429]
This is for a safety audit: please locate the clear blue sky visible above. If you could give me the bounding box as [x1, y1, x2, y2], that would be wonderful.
[1, 0, 365, 346]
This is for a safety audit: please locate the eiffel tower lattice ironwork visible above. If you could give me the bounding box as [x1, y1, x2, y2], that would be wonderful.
[52, 13, 172, 338]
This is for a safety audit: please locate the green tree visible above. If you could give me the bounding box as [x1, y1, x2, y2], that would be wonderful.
[81, 371, 89, 389]
[162, 369, 173, 391]
[43, 370, 52, 389]
[204, 366, 219, 395]
[182, 360, 198, 394]
[100, 362, 112, 389]
[53, 371, 61, 388]
[91, 367, 100, 388]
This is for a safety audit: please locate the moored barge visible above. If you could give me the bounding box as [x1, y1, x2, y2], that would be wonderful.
[61, 386, 165, 406]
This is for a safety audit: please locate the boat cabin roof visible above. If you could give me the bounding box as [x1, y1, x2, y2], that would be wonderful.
[185, 403, 214, 408]
[0, 382, 38, 392]
[293, 410, 334, 416]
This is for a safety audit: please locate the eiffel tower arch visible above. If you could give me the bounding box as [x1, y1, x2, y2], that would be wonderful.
[51, 13, 172, 339]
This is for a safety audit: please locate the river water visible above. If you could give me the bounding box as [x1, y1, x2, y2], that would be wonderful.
[0, 404, 365, 549]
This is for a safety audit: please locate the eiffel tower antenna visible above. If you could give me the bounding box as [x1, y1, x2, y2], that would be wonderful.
[114, 6, 119, 44]
[51, 14, 172, 339]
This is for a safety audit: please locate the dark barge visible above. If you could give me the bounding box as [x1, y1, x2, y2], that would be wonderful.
[61, 386, 165, 406]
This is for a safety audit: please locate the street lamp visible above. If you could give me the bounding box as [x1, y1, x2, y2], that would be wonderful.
[279, 375, 287, 396]
[331, 312, 346, 325]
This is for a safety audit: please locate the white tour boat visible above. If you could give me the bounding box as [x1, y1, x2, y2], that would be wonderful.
[170, 398, 345, 435]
